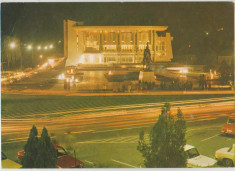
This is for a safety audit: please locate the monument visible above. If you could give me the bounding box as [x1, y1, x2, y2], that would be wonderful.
[139, 42, 155, 83]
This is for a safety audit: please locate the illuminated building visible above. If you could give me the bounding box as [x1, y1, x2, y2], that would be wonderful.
[64, 20, 174, 66]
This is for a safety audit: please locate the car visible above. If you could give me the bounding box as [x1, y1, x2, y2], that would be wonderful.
[17, 144, 83, 168]
[221, 116, 235, 135]
[184, 144, 217, 167]
[215, 144, 235, 167]
[1, 152, 22, 169]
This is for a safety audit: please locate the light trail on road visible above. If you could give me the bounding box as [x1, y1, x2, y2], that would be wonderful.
[2, 98, 234, 144]
[3, 96, 234, 119]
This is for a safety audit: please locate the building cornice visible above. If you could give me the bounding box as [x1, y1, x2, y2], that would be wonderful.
[73, 25, 168, 32]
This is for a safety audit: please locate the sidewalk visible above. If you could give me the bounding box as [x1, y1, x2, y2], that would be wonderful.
[1, 88, 234, 96]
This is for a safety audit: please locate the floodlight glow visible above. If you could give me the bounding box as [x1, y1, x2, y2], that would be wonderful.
[180, 68, 188, 74]
[49, 44, 53, 49]
[44, 46, 48, 50]
[89, 55, 94, 63]
[108, 71, 112, 75]
[37, 46, 41, 50]
[48, 59, 55, 65]
[42, 62, 48, 67]
[9, 42, 16, 49]
[27, 45, 32, 50]
[58, 73, 65, 80]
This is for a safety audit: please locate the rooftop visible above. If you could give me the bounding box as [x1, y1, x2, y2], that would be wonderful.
[73, 25, 168, 32]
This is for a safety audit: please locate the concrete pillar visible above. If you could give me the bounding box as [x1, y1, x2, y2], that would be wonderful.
[99, 31, 103, 51]
[153, 30, 156, 63]
[117, 32, 121, 63]
[137, 31, 140, 63]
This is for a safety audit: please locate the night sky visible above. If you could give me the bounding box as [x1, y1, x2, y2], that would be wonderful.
[1, 2, 234, 63]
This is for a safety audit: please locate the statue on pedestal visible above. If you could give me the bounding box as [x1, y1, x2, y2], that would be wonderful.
[142, 42, 152, 71]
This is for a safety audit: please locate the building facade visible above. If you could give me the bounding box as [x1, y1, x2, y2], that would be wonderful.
[64, 20, 174, 66]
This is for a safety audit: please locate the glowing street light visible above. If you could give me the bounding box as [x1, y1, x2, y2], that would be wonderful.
[48, 58, 54, 65]
[9, 42, 16, 49]
[37, 46, 41, 50]
[39, 55, 43, 58]
[180, 68, 188, 74]
[27, 45, 32, 50]
[49, 44, 53, 49]
[44, 46, 48, 50]
[205, 32, 209, 36]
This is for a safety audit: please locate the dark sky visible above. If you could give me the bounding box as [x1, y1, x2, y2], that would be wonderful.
[1, 2, 234, 61]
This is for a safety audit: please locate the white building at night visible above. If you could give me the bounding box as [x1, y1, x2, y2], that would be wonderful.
[64, 20, 174, 66]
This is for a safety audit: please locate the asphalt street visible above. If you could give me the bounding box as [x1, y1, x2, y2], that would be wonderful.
[2, 97, 234, 143]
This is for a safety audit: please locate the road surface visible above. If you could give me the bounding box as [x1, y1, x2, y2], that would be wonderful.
[2, 97, 234, 143]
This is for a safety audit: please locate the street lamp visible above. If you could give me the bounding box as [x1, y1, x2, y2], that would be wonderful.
[49, 44, 53, 49]
[44, 46, 48, 50]
[27, 45, 32, 50]
[37, 46, 41, 50]
[27, 45, 34, 67]
[9, 42, 16, 49]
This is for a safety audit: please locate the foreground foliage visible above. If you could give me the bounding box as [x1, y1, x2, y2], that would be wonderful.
[22, 126, 57, 168]
[137, 103, 187, 168]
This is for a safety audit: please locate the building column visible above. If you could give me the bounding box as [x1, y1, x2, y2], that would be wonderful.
[99, 31, 103, 52]
[136, 31, 140, 63]
[153, 30, 156, 63]
[117, 31, 121, 63]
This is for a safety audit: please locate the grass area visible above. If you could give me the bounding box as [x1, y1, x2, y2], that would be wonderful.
[2, 117, 234, 168]
[1, 93, 233, 118]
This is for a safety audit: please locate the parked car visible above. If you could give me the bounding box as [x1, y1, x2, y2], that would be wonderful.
[221, 116, 235, 135]
[17, 144, 83, 168]
[184, 144, 217, 167]
[215, 144, 235, 167]
[1, 152, 22, 169]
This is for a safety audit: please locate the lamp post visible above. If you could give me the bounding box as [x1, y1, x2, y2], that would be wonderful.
[9, 41, 16, 70]
[27, 45, 34, 68]
[39, 54, 43, 64]
[9, 42, 16, 49]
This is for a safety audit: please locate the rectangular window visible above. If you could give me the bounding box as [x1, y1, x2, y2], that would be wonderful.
[161, 42, 165, 51]
[156, 45, 158, 51]
[103, 33, 108, 42]
[109, 32, 116, 42]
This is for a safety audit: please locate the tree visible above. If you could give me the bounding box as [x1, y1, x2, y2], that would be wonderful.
[22, 125, 39, 168]
[35, 127, 57, 168]
[137, 103, 187, 168]
[218, 60, 233, 85]
[172, 108, 187, 167]
[22, 126, 57, 168]
[2, 36, 22, 70]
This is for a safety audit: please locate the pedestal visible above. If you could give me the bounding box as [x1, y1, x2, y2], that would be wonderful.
[139, 71, 155, 83]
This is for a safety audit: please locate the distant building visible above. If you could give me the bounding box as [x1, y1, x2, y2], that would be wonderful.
[64, 20, 174, 66]
[218, 56, 233, 65]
